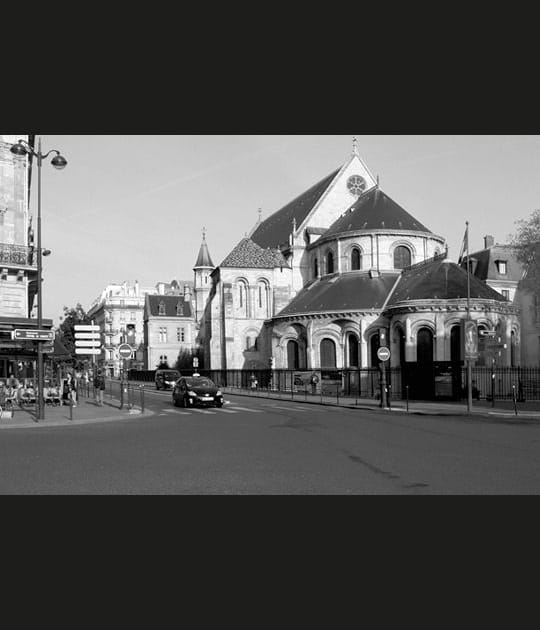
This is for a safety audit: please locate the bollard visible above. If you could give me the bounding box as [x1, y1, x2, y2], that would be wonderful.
[140, 384, 145, 414]
[69, 399, 73, 421]
[406, 385, 409, 413]
[512, 385, 518, 417]
[387, 385, 391, 410]
[336, 383, 339, 406]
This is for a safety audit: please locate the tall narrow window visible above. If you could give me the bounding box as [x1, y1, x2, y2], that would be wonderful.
[417, 328, 434, 364]
[326, 252, 334, 275]
[348, 334, 359, 367]
[351, 248, 361, 271]
[287, 340, 299, 370]
[313, 258, 319, 278]
[320, 338, 336, 368]
[394, 246, 412, 270]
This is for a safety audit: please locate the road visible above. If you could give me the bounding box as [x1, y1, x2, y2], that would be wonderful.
[1, 387, 540, 494]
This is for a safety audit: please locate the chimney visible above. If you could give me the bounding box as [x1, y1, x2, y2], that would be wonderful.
[484, 235, 495, 249]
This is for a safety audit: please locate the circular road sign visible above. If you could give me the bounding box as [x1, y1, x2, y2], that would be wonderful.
[118, 344, 133, 359]
[377, 347, 391, 362]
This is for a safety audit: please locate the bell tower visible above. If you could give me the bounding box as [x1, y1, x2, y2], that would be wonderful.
[193, 227, 215, 324]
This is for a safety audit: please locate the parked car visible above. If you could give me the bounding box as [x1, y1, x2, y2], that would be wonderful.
[172, 376, 224, 408]
[155, 369, 181, 390]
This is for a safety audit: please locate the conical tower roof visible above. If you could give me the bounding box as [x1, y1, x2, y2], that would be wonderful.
[194, 231, 214, 269]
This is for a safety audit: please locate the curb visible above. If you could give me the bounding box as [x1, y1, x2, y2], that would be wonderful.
[0, 402, 155, 429]
[221, 389, 540, 423]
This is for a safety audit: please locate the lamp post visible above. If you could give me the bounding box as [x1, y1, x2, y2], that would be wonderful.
[10, 137, 67, 421]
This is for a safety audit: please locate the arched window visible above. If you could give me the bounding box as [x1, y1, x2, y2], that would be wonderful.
[348, 333, 359, 367]
[237, 281, 248, 317]
[370, 333, 380, 367]
[320, 338, 336, 368]
[511, 330, 517, 367]
[477, 324, 487, 367]
[313, 258, 319, 278]
[450, 325, 461, 363]
[394, 246, 412, 270]
[326, 252, 334, 275]
[417, 327, 434, 364]
[287, 340, 299, 370]
[351, 248, 362, 271]
[398, 328, 406, 366]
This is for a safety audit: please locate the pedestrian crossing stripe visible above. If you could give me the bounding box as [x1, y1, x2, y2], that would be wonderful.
[226, 406, 263, 413]
[262, 405, 308, 412]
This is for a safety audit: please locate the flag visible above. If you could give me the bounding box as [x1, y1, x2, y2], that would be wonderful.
[458, 223, 469, 266]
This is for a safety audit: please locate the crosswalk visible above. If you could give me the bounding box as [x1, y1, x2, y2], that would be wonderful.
[160, 402, 319, 416]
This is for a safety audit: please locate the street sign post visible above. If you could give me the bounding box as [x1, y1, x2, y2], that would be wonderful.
[118, 344, 133, 359]
[193, 357, 199, 368]
[377, 347, 391, 362]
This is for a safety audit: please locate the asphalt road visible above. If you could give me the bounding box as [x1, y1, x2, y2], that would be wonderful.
[1, 387, 540, 494]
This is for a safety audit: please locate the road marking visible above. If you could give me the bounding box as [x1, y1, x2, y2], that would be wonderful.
[214, 408, 238, 414]
[163, 409, 192, 416]
[227, 406, 263, 413]
[190, 408, 216, 415]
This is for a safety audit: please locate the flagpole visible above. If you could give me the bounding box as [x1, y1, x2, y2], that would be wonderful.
[466, 221, 473, 414]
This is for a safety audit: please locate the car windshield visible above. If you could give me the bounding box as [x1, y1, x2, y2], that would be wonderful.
[184, 377, 215, 388]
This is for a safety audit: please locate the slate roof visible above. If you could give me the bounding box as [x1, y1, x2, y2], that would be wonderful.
[274, 272, 400, 318]
[220, 238, 290, 269]
[466, 245, 523, 283]
[250, 167, 341, 249]
[323, 187, 432, 239]
[386, 258, 507, 305]
[146, 295, 193, 318]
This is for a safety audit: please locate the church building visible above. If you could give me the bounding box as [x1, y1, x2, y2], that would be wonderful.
[192, 140, 521, 391]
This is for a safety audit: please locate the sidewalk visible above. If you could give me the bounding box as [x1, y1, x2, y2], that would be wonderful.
[0, 396, 152, 429]
[222, 388, 540, 423]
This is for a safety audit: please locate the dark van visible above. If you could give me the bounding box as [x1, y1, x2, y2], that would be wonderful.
[155, 369, 181, 391]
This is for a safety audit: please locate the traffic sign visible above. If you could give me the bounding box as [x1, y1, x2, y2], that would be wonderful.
[75, 332, 101, 339]
[75, 340, 102, 347]
[12, 329, 54, 341]
[193, 357, 199, 368]
[75, 348, 102, 355]
[479, 330, 497, 338]
[118, 344, 133, 359]
[74, 325, 100, 332]
[377, 347, 391, 362]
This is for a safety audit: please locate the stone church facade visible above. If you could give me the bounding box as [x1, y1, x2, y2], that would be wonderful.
[191, 142, 521, 375]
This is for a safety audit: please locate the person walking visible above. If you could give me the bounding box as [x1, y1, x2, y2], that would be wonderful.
[94, 369, 105, 406]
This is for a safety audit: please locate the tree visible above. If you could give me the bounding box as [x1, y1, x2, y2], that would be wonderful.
[57, 303, 91, 370]
[174, 347, 204, 372]
[509, 209, 540, 291]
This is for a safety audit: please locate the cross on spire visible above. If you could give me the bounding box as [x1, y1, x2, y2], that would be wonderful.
[258, 207, 262, 223]
[352, 136, 359, 156]
[202, 226, 206, 241]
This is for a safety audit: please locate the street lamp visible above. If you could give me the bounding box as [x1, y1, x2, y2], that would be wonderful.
[10, 137, 67, 421]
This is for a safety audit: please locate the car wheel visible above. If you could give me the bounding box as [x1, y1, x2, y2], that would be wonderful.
[182, 395, 188, 408]
[173, 395, 179, 407]
[216, 401, 223, 408]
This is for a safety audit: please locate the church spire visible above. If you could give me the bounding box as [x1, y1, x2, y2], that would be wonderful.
[194, 227, 214, 269]
[352, 136, 359, 157]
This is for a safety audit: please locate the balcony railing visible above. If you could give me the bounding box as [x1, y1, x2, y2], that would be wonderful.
[0, 243, 35, 267]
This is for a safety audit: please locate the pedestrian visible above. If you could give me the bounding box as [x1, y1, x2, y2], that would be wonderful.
[250, 373, 258, 390]
[310, 372, 319, 395]
[94, 369, 105, 406]
[65, 373, 77, 407]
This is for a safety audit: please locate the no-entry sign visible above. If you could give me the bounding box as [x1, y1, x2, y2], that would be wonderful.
[377, 347, 391, 362]
[118, 344, 133, 359]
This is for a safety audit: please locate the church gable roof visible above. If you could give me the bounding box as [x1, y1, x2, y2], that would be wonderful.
[386, 258, 507, 305]
[274, 272, 399, 318]
[146, 295, 193, 318]
[220, 238, 290, 269]
[250, 167, 341, 250]
[323, 187, 432, 238]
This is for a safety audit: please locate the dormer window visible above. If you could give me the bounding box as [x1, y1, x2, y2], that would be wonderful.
[496, 260, 507, 275]
[158, 300, 166, 316]
[176, 301, 184, 316]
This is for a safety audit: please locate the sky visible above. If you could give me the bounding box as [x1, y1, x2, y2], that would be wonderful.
[31, 134, 540, 325]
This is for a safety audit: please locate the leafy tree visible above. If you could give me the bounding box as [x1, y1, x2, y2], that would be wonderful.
[509, 209, 540, 291]
[57, 303, 91, 370]
[174, 347, 204, 372]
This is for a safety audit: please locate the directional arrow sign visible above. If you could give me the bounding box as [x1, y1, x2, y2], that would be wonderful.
[75, 332, 101, 340]
[12, 329, 55, 341]
[74, 325, 100, 332]
[75, 348, 102, 355]
[75, 340, 102, 347]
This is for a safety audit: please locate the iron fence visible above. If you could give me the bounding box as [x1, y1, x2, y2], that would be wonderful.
[126, 366, 540, 401]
